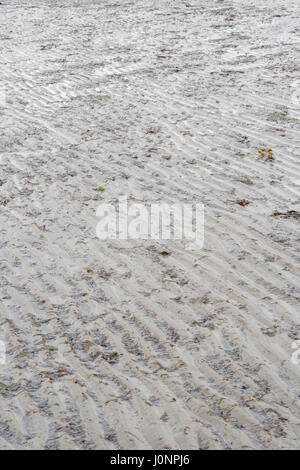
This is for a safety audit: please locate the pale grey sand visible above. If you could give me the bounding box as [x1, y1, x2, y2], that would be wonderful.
[0, 0, 299, 449]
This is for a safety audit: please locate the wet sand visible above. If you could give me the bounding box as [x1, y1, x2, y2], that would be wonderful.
[0, 0, 300, 449]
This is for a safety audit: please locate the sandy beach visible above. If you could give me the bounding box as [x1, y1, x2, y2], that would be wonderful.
[0, 0, 300, 450]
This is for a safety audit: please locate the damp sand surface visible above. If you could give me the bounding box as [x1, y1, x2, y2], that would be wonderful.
[0, 0, 300, 450]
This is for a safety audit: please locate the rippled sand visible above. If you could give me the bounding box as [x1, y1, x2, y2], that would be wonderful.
[0, 0, 299, 450]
